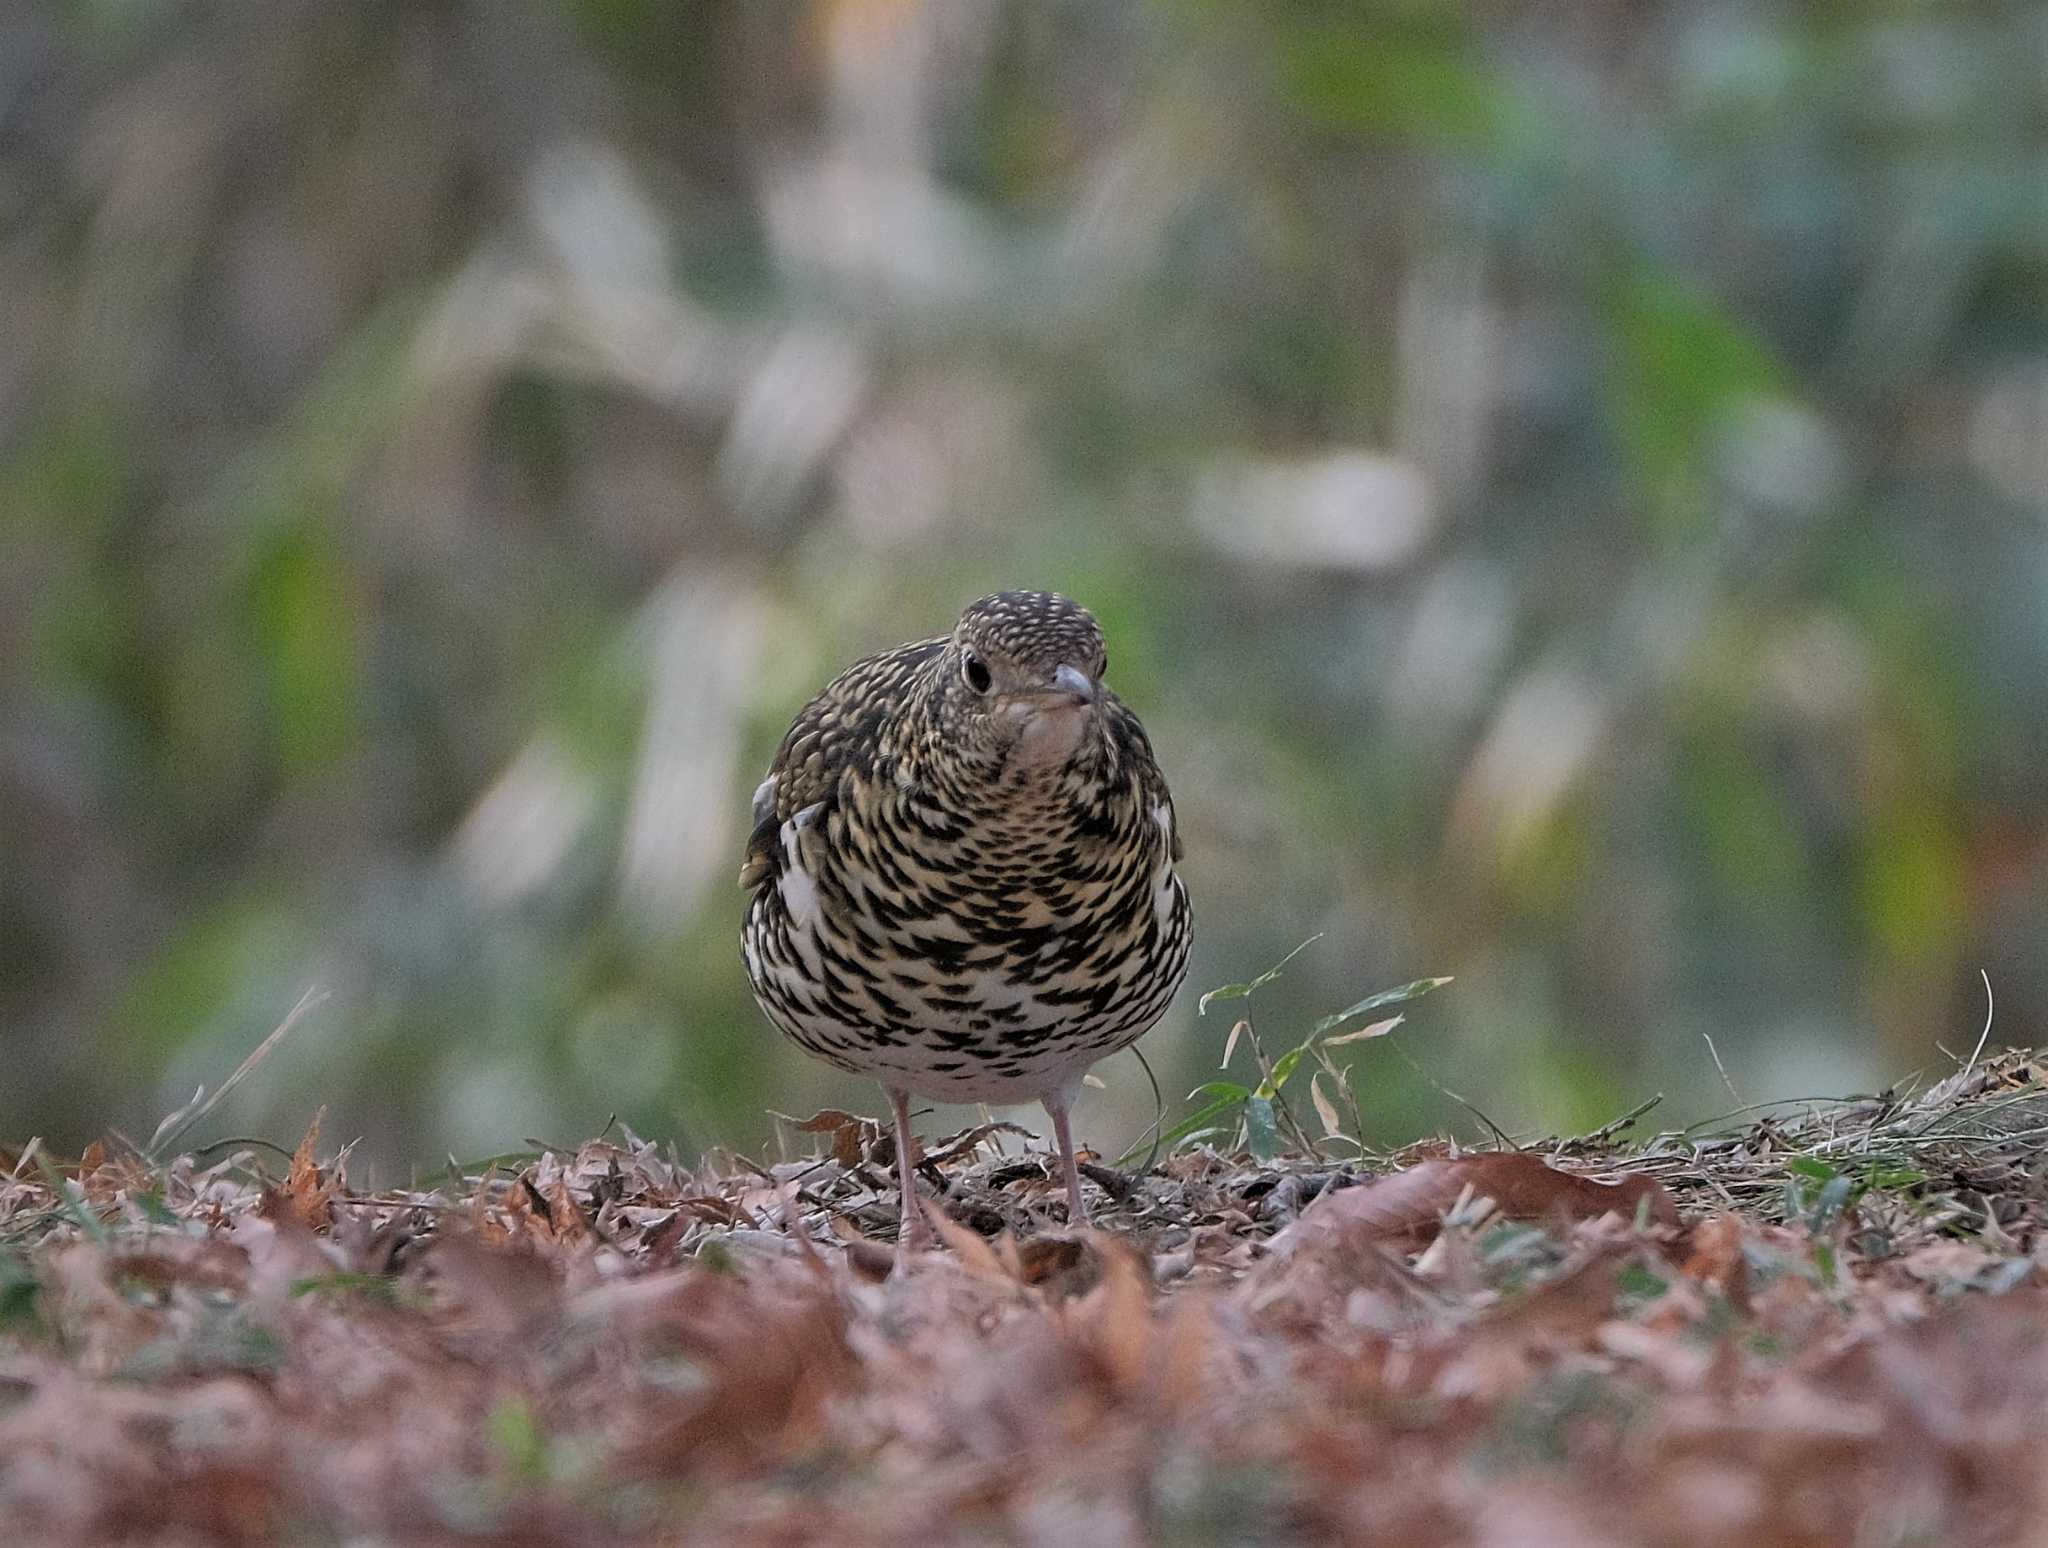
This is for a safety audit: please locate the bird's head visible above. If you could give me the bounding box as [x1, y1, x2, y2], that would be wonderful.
[930, 591, 1109, 773]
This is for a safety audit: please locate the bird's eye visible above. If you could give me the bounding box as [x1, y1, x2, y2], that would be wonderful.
[962, 651, 992, 693]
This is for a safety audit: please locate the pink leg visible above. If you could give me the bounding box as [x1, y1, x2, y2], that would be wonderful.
[887, 1085, 932, 1264]
[1043, 1091, 1091, 1229]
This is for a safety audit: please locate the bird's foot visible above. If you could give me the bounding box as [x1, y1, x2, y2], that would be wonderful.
[890, 1196, 939, 1274]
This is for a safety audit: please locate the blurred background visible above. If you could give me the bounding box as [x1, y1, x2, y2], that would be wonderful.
[4, 0, 2045, 1179]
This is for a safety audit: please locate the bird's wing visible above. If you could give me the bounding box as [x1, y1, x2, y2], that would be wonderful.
[738, 636, 945, 892]
[736, 774, 781, 891]
[1105, 693, 1184, 863]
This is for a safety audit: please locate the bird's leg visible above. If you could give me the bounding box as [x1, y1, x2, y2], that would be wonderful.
[1042, 1084, 1091, 1229]
[887, 1084, 932, 1264]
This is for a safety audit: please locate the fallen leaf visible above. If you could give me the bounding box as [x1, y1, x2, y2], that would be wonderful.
[923, 1121, 1035, 1168]
[258, 1108, 335, 1233]
[1016, 1234, 1085, 1288]
[1680, 1212, 1751, 1312]
[920, 1200, 1015, 1283]
[421, 1233, 559, 1336]
[1268, 1152, 1680, 1258]
[1057, 1236, 1154, 1393]
[543, 1171, 596, 1250]
[778, 1108, 877, 1171]
[1900, 1240, 2003, 1289]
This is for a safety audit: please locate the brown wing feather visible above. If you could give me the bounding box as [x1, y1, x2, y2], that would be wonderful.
[1104, 693, 1183, 862]
[737, 636, 945, 891]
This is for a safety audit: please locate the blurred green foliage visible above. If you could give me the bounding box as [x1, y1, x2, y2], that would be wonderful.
[3, 0, 2045, 1175]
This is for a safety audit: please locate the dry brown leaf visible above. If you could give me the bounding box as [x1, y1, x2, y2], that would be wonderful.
[777, 1181, 831, 1280]
[1681, 1211, 1752, 1312]
[1269, 1152, 1680, 1259]
[1017, 1234, 1085, 1286]
[1060, 1235, 1154, 1394]
[920, 1200, 1018, 1283]
[842, 1237, 894, 1280]
[786, 1108, 869, 1134]
[1900, 1239, 2004, 1289]
[1323, 1013, 1403, 1046]
[1146, 1292, 1221, 1418]
[277, 1106, 334, 1232]
[542, 1171, 596, 1250]
[1310, 1071, 1344, 1138]
[503, 1172, 560, 1248]
[617, 1265, 855, 1477]
[15, 1046, 2048, 1544]
[420, 1232, 559, 1336]
[1221, 1018, 1250, 1069]
[465, 1165, 515, 1247]
[922, 1121, 1036, 1168]
[782, 1108, 876, 1170]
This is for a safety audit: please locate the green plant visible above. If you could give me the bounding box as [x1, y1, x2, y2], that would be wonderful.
[1132, 936, 1451, 1162]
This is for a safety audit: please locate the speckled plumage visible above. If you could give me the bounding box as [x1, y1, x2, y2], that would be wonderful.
[740, 591, 1191, 1247]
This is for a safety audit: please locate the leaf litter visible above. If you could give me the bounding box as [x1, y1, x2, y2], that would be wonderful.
[7, 1051, 2048, 1543]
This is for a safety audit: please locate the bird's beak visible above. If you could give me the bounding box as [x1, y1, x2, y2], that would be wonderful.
[1051, 664, 1098, 705]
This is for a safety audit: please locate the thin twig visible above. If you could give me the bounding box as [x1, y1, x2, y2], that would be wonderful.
[1386, 1040, 1516, 1150]
[1964, 969, 1995, 1080]
[186, 1136, 299, 1165]
[1557, 1093, 1663, 1151]
[147, 983, 330, 1162]
[1130, 1044, 1165, 1174]
[1703, 1032, 1743, 1106]
[1241, 1012, 1324, 1160]
[1677, 1094, 1861, 1138]
[2, 1137, 44, 1185]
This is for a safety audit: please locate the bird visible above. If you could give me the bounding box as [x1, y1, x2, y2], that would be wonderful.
[740, 590, 1191, 1259]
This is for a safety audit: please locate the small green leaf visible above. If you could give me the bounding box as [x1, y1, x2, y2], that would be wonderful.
[696, 1240, 738, 1274]
[1480, 1223, 1553, 1268]
[1198, 982, 1258, 1012]
[1308, 976, 1454, 1037]
[1152, 1097, 1249, 1156]
[289, 1272, 397, 1305]
[1813, 1174, 1857, 1226]
[1784, 1156, 1839, 1183]
[1811, 1238, 1837, 1288]
[487, 1396, 550, 1483]
[1244, 1096, 1280, 1161]
[1197, 934, 1324, 1015]
[1861, 1163, 1925, 1193]
[1615, 1262, 1668, 1302]
[133, 1190, 182, 1229]
[1268, 1041, 1313, 1092]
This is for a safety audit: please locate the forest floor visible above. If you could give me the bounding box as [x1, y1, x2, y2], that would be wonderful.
[6, 1049, 2048, 1546]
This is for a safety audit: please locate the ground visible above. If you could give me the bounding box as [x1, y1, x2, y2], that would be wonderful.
[5, 1051, 2048, 1546]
